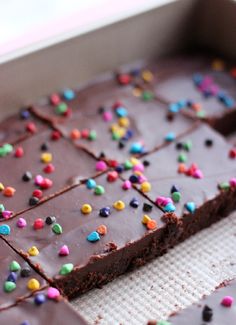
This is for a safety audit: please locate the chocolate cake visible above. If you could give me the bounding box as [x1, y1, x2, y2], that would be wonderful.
[0, 54, 236, 323]
[150, 279, 236, 324]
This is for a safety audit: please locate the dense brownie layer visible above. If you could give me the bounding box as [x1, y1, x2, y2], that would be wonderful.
[0, 239, 46, 310]
[0, 130, 101, 217]
[149, 55, 236, 134]
[0, 109, 47, 146]
[1, 173, 181, 298]
[0, 287, 88, 325]
[55, 97, 194, 162]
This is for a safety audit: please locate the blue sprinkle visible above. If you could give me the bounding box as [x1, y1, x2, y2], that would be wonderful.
[130, 198, 139, 208]
[203, 90, 212, 98]
[20, 110, 31, 120]
[115, 165, 124, 173]
[116, 107, 128, 117]
[223, 96, 235, 108]
[170, 185, 180, 194]
[185, 202, 196, 213]
[217, 91, 227, 101]
[126, 129, 134, 139]
[186, 99, 193, 107]
[34, 293, 46, 305]
[129, 174, 139, 183]
[165, 132, 176, 142]
[87, 231, 100, 242]
[163, 203, 176, 213]
[177, 99, 187, 108]
[0, 224, 11, 235]
[99, 207, 111, 218]
[20, 322, 30, 325]
[86, 179, 96, 189]
[7, 272, 18, 283]
[193, 73, 203, 86]
[169, 102, 180, 113]
[63, 89, 75, 101]
[130, 68, 141, 77]
[130, 142, 143, 154]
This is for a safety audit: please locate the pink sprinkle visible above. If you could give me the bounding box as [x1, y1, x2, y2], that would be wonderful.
[162, 197, 173, 206]
[193, 169, 204, 179]
[59, 245, 69, 256]
[122, 180, 132, 190]
[16, 217, 27, 228]
[155, 196, 166, 206]
[138, 174, 147, 184]
[209, 84, 219, 96]
[103, 111, 113, 122]
[133, 163, 145, 173]
[221, 296, 234, 307]
[2, 210, 13, 219]
[47, 287, 60, 300]
[229, 178, 236, 187]
[35, 175, 44, 186]
[95, 161, 107, 172]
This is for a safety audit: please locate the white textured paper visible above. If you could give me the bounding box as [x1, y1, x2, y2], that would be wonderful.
[71, 211, 236, 325]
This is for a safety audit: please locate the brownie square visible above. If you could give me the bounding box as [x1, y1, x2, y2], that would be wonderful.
[0, 130, 101, 217]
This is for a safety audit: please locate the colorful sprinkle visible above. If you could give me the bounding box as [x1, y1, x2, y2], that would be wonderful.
[81, 204, 92, 214]
[52, 223, 63, 234]
[4, 281, 16, 292]
[27, 278, 40, 291]
[87, 231, 100, 242]
[94, 185, 105, 195]
[185, 202, 196, 213]
[59, 263, 74, 275]
[47, 287, 60, 300]
[113, 200, 125, 211]
[28, 246, 39, 256]
[96, 224, 107, 235]
[221, 296, 234, 307]
[0, 224, 11, 235]
[86, 179, 97, 189]
[99, 207, 111, 217]
[9, 261, 21, 272]
[59, 245, 70, 256]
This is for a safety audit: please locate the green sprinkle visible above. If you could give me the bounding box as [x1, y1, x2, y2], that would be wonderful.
[9, 261, 21, 272]
[178, 153, 187, 163]
[142, 90, 154, 101]
[52, 223, 63, 234]
[196, 110, 206, 118]
[219, 181, 230, 190]
[59, 263, 74, 275]
[0, 204, 5, 213]
[0, 144, 13, 157]
[55, 102, 68, 115]
[94, 185, 105, 195]
[124, 160, 133, 170]
[4, 281, 16, 293]
[89, 130, 97, 141]
[157, 321, 171, 325]
[183, 140, 192, 151]
[112, 132, 120, 141]
[171, 191, 181, 203]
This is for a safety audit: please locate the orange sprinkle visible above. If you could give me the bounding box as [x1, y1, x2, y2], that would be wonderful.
[147, 219, 157, 230]
[96, 224, 107, 236]
[191, 103, 202, 112]
[70, 129, 80, 140]
[178, 163, 187, 174]
[3, 187, 16, 197]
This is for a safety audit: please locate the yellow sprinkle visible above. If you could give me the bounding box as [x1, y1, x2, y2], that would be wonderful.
[116, 127, 126, 138]
[110, 123, 119, 132]
[212, 59, 225, 71]
[81, 204, 92, 214]
[118, 117, 130, 128]
[0, 183, 4, 191]
[27, 278, 40, 291]
[142, 214, 151, 224]
[113, 200, 125, 211]
[129, 157, 140, 166]
[132, 87, 142, 97]
[142, 70, 154, 82]
[28, 246, 39, 256]
[41, 152, 52, 163]
[140, 181, 151, 193]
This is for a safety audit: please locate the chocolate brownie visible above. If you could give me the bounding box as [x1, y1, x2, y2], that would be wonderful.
[149, 55, 236, 134]
[0, 239, 46, 310]
[0, 287, 88, 324]
[0, 129, 102, 217]
[121, 123, 236, 243]
[151, 279, 236, 324]
[1, 173, 179, 298]
[54, 98, 194, 162]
